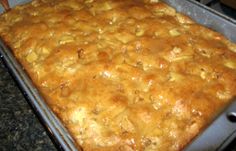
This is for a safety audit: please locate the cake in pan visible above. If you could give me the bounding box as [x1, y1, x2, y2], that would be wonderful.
[0, 0, 236, 150]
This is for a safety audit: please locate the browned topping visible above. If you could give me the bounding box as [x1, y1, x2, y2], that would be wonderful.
[0, 0, 236, 151]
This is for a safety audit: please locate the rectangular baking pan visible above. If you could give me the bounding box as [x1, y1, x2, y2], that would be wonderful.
[0, 0, 236, 151]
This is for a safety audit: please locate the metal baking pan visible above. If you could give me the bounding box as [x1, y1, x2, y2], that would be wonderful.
[0, 0, 236, 151]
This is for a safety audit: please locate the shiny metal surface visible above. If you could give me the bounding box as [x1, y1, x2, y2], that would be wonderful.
[164, 0, 236, 42]
[184, 100, 236, 151]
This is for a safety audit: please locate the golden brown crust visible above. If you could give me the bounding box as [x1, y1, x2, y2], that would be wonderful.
[1, 0, 236, 150]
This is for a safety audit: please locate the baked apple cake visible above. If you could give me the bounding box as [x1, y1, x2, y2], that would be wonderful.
[0, 0, 236, 150]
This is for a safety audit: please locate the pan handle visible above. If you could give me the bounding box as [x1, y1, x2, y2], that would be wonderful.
[184, 99, 236, 151]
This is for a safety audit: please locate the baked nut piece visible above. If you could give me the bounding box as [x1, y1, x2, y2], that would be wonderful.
[0, 0, 236, 150]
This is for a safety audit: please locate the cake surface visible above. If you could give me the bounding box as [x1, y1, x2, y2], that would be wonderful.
[1, 0, 236, 150]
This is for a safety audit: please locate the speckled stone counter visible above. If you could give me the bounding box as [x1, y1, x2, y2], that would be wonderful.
[0, 60, 56, 151]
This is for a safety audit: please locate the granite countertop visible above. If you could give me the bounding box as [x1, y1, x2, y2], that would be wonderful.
[0, 60, 56, 151]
